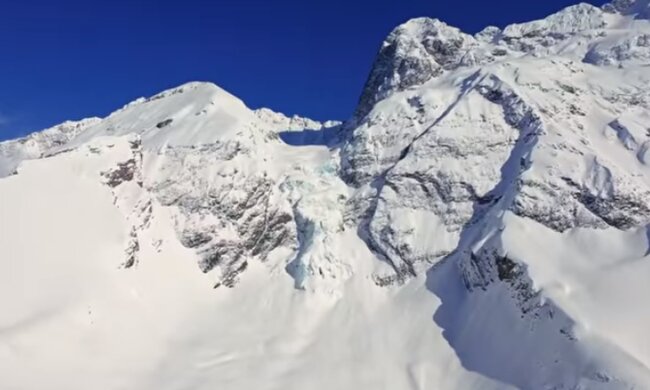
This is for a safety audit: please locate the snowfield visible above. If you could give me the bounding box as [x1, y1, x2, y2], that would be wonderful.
[2, 1, 650, 389]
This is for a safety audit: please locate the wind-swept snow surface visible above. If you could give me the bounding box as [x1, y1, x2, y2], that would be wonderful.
[3, 1, 650, 389]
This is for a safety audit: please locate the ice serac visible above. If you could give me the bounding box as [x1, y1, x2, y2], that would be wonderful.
[3, 2, 650, 389]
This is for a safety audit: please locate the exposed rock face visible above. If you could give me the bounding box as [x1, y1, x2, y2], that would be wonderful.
[605, 0, 650, 17]
[102, 138, 143, 188]
[342, 2, 650, 288]
[152, 150, 296, 285]
[3, 1, 649, 299]
[352, 1, 650, 127]
[3, 2, 650, 388]
[139, 119, 343, 286]
[354, 18, 478, 121]
[0, 82, 341, 289]
[348, 56, 650, 281]
[584, 32, 650, 66]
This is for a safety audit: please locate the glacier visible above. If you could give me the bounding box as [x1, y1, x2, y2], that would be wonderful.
[2, 1, 650, 389]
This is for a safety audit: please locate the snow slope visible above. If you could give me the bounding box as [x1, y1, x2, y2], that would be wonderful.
[3, 1, 650, 389]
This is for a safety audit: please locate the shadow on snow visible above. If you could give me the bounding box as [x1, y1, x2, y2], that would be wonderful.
[278, 125, 341, 147]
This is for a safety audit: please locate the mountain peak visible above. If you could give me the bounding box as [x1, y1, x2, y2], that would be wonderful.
[0, 80, 333, 178]
[4, 2, 650, 389]
[604, 0, 650, 16]
[392, 17, 462, 38]
[354, 16, 476, 121]
[65, 81, 253, 150]
[502, 3, 606, 38]
[144, 81, 237, 103]
[353, 0, 650, 122]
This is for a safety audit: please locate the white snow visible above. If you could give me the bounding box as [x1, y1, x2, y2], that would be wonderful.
[2, 1, 650, 389]
[0, 137, 508, 390]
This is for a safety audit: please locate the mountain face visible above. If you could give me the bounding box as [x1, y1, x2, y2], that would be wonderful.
[2, 2, 650, 389]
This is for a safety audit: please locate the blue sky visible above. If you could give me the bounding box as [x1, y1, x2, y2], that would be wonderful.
[0, 0, 606, 140]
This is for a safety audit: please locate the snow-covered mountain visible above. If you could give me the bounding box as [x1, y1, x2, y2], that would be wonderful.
[2, 1, 650, 389]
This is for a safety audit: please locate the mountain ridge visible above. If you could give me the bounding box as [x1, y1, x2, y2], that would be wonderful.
[2, 1, 650, 389]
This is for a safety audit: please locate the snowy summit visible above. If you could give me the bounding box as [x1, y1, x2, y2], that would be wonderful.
[2, 1, 650, 389]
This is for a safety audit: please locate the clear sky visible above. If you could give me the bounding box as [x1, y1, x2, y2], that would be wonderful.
[1, 0, 606, 140]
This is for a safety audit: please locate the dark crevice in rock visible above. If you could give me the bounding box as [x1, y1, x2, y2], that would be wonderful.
[124, 227, 139, 269]
[103, 159, 137, 187]
[222, 261, 248, 288]
[156, 119, 174, 129]
[561, 176, 650, 230]
[181, 231, 213, 249]
[102, 138, 143, 188]
[168, 174, 295, 287]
